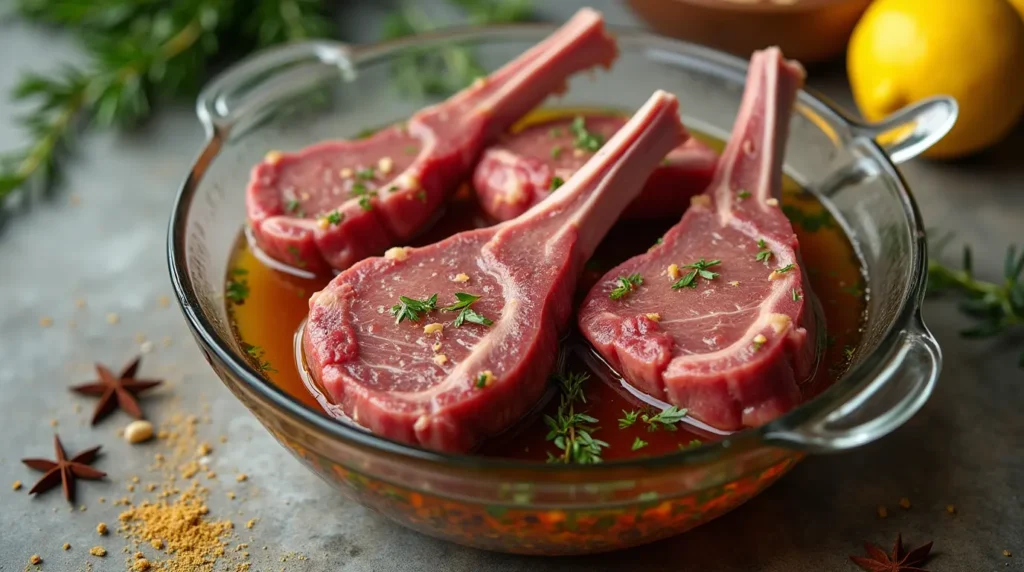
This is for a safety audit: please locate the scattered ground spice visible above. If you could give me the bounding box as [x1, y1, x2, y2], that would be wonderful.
[197, 442, 212, 456]
[12, 480, 22, 491]
[245, 519, 257, 530]
[157, 295, 170, 308]
[946, 504, 956, 515]
[119, 482, 234, 571]
[63, 542, 70, 550]
[97, 522, 108, 535]
[898, 497, 911, 509]
[235, 474, 247, 483]
[226, 491, 236, 500]
[29, 554, 42, 564]
[206, 471, 217, 479]
[40, 316, 54, 327]
[89, 546, 107, 556]
[107, 313, 120, 325]
[1005, 550, 1013, 557]
[134, 559, 152, 571]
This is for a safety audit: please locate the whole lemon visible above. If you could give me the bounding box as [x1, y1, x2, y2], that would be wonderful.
[848, 0, 1024, 158]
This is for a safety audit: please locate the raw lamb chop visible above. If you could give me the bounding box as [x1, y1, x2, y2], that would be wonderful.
[303, 91, 689, 452]
[578, 48, 818, 432]
[473, 115, 718, 221]
[246, 8, 618, 274]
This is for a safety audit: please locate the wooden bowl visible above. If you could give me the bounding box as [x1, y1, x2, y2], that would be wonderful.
[627, 0, 872, 63]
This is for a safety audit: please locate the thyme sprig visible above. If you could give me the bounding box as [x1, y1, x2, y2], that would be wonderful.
[3, 0, 331, 208]
[928, 238, 1024, 367]
[545, 370, 607, 464]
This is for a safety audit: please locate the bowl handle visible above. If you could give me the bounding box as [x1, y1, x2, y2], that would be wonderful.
[848, 96, 958, 165]
[196, 41, 355, 137]
[764, 316, 941, 452]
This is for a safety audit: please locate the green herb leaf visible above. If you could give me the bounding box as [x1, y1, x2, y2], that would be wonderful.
[356, 166, 376, 180]
[609, 273, 644, 300]
[570, 116, 604, 152]
[544, 370, 607, 464]
[618, 410, 639, 429]
[550, 145, 563, 159]
[737, 189, 751, 200]
[390, 293, 438, 324]
[775, 263, 796, 274]
[631, 437, 648, 451]
[226, 271, 250, 305]
[549, 175, 564, 191]
[792, 288, 801, 301]
[755, 238, 773, 264]
[324, 210, 344, 226]
[641, 406, 687, 432]
[442, 292, 493, 327]
[672, 259, 721, 289]
[244, 344, 277, 374]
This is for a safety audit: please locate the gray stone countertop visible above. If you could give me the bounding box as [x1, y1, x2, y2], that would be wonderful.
[1, 2, 1021, 570]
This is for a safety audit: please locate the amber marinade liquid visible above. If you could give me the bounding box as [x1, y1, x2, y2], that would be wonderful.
[226, 113, 867, 462]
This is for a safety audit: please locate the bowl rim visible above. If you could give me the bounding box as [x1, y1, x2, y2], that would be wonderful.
[167, 22, 928, 477]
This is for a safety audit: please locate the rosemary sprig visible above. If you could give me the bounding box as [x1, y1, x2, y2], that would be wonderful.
[382, 0, 533, 98]
[3, 0, 331, 207]
[390, 293, 438, 324]
[609, 273, 644, 300]
[441, 292, 493, 327]
[928, 239, 1024, 367]
[544, 370, 608, 464]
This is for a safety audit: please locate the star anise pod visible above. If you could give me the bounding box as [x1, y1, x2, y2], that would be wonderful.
[70, 356, 162, 425]
[21, 434, 106, 502]
[850, 533, 933, 572]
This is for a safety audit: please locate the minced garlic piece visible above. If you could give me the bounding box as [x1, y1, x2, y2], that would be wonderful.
[433, 354, 448, 366]
[432, 341, 442, 352]
[768, 313, 792, 333]
[384, 246, 411, 261]
[753, 334, 767, 344]
[423, 323, 443, 335]
[667, 264, 681, 280]
[339, 167, 353, 179]
[453, 273, 470, 283]
[402, 173, 421, 191]
[316, 217, 330, 230]
[729, 281, 740, 286]
[765, 198, 779, 207]
[378, 156, 394, 175]
[690, 195, 711, 208]
[264, 151, 283, 164]
[645, 313, 661, 322]
[768, 270, 785, 281]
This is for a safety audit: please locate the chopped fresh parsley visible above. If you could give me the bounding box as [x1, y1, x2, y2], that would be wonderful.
[441, 292, 493, 327]
[680, 439, 702, 450]
[737, 189, 751, 200]
[618, 410, 639, 429]
[545, 370, 607, 464]
[244, 344, 277, 374]
[285, 198, 301, 214]
[550, 145, 564, 160]
[609, 273, 644, 300]
[390, 293, 438, 324]
[775, 263, 796, 274]
[843, 345, 856, 360]
[570, 116, 604, 152]
[672, 259, 722, 289]
[631, 437, 648, 451]
[324, 210, 344, 226]
[226, 269, 250, 305]
[351, 181, 377, 211]
[549, 176, 564, 191]
[475, 373, 489, 388]
[792, 288, 802, 301]
[548, 127, 564, 138]
[356, 166, 376, 180]
[387, 185, 400, 193]
[755, 238, 773, 264]
[642, 406, 688, 432]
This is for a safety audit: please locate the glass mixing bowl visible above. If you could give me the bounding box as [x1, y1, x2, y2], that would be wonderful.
[168, 24, 956, 555]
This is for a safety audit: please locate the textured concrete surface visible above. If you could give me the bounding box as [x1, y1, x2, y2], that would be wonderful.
[1, 2, 1022, 571]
